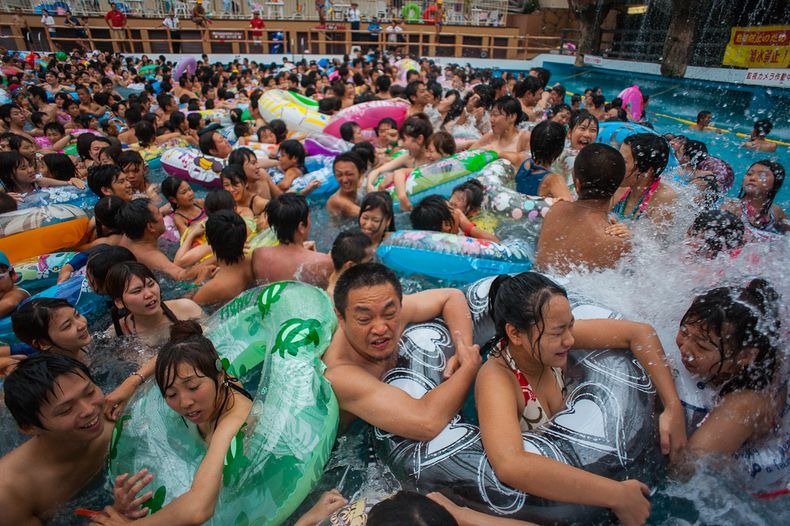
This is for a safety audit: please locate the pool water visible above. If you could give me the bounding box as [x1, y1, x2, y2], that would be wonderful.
[541, 62, 790, 208]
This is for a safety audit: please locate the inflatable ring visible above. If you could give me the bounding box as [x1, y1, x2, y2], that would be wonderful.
[401, 2, 421, 22]
[304, 133, 352, 157]
[376, 230, 533, 283]
[596, 121, 679, 169]
[257, 89, 330, 135]
[618, 85, 643, 122]
[11, 251, 77, 294]
[267, 155, 339, 204]
[160, 147, 226, 188]
[108, 282, 339, 525]
[376, 149, 498, 213]
[173, 56, 197, 80]
[476, 159, 553, 238]
[0, 204, 89, 263]
[138, 64, 158, 75]
[18, 186, 98, 212]
[0, 274, 103, 345]
[372, 275, 663, 523]
[423, 4, 438, 24]
[323, 100, 410, 139]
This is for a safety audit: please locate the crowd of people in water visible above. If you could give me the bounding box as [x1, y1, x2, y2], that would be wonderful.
[0, 45, 787, 526]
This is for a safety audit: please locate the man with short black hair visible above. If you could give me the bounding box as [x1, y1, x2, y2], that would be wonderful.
[0, 354, 150, 525]
[323, 262, 481, 440]
[251, 194, 333, 287]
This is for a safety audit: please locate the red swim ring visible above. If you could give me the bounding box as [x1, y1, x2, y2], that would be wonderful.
[423, 4, 438, 24]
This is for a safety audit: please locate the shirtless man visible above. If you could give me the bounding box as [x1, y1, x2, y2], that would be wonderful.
[193, 210, 254, 306]
[252, 194, 333, 288]
[470, 95, 530, 153]
[742, 118, 778, 153]
[173, 75, 200, 101]
[117, 198, 203, 282]
[326, 152, 365, 219]
[199, 130, 233, 160]
[689, 110, 715, 132]
[513, 76, 544, 122]
[326, 230, 373, 298]
[536, 144, 631, 273]
[323, 263, 482, 440]
[0, 354, 150, 525]
[405, 81, 433, 117]
[76, 85, 104, 116]
[0, 103, 36, 143]
[27, 86, 58, 123]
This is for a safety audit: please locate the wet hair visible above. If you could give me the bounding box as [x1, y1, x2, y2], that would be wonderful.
[492, 95, 524, 126]
[488, 272, 568, 362]
[339, 121, 360, 142]
[265, 193, 309, 244]
[688, 209, 745, 258]
[278, 139, 306, 167]
[7, 133, 36, 153]
[739, 159, 785, 216]
[680, 279, 780, 395]
[206, 210, 246, 265]
[94, 195, 125, 237]
[574, 143, 626, 200]
[569, 109, 599, 133]
[164, 175, 193, 209]
[104, 261, 158, 303]
[42, 153, 76, 181]
[682, 139, 707, 167]
[220, 163, 247, 188]
[76, 134, 110, 161]
[333, 151, 366, 175]
[375, 117, 398, 136]
[623, 133, 670, 177]
[429, 131, 456, 156]
[350, 141, 376, 169]
[187, 113, 203, 131]
[85, 245, 137, 292]
[367, 491, 458, 526]
[204, 189, 236, 215]
[4, 353, 95, 430]
[529, 67, 551, 88]
[513, 76, 543, 99]
[0, 192, 18, 213]
[410, 194, 453, 232]
[87, 164, 123, 197]
[331, 229, 373, 271]
[359, 191, 396, 232]
[334, 262, 402, 316]
[11, 298, 78, 351]
[268, 119, 288, 143]
[451, 179, 485, 214]
[155, 320, 234, 432]
[116, 198, 155, 240]
[400, 115, 433, 142]
[43, 121, 66, 137]
[696, 110, 712, 124]
[530, 120, 566, 166]
[404, 81, 425, 104]
[117, 149, 145, 171]
[591, 94, 606, 109]
[227, 147, 256, 167]
[199, 131, 221, 156]
[0, 151, 30, 192]
[752, 119, 772, 137]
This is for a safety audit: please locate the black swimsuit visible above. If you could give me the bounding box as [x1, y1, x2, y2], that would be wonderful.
[112, 301, 180, 336]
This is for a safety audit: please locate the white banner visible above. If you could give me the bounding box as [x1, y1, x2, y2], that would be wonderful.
[583, 54, 604, 66]
[742, 68, 789, 87]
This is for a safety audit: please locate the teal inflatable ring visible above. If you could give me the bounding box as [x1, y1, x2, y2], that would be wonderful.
[108, 282, 340, 525]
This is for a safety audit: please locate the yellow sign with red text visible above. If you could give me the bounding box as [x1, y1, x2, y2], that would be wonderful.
[723, 25, 789, 68]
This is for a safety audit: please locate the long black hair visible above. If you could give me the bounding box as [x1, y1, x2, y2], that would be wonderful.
[738, 159, 785, 218]
[680, 279, 780, 396]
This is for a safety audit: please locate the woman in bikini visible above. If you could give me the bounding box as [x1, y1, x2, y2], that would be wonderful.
[721, 160, 787, 241]
[476, 273, 686, 526]
[611, 133, 675, 227]
[161, 176, 207, 236]
[102, 261, 204, 419]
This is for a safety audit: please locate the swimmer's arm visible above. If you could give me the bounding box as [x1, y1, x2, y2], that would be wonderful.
[497, 151, 528, 168]
[403, 288, 474, 347]
[475, 363, 644, 509]
[392, 169, 412, 211]
[368, 154, 411, 184]
[154, 132, 184, 144]
[469, 133, 493, 150]
[541, 173, 572, 202]
[684, 391, 762, 457]
[276, 168, 299, 191]
[427, 492, 537, 526]
[172, 214, 189, 235]
[326, 360, 477, 441]
[572, 319, 686, 461]
[104, 358, 157, 420]
[148, 252, 198, 282]
[174, 235, 212, 269]
[0, 487, 41, 526]
[0, 288, 28, 318]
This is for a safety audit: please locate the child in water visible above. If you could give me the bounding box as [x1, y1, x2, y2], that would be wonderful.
[391, 130, 456, 211]
[0, 251, 30, 318]
[366, 115, 433, 194]
[410, 194, 499, 242]
[161, 176, 206, 236]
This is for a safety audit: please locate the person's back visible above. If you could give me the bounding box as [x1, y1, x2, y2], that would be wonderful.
[537, 143, 630, 273]
[252, 194, 332, 287]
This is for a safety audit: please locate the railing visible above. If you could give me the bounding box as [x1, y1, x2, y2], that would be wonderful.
[0, 22, 562, 61]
